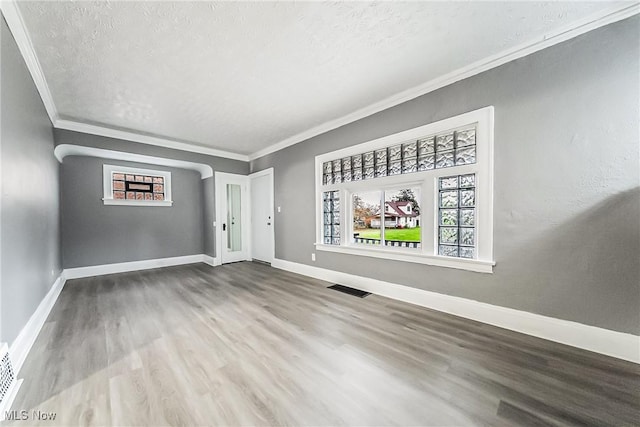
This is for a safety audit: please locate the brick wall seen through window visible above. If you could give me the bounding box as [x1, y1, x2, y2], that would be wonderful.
[112, 173, 165, 201]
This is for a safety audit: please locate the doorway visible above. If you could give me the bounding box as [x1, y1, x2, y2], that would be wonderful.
[249, 168, 274, 264]
[215, 172, 250, 264]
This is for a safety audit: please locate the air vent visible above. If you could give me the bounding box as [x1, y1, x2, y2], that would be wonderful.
[328, 284, 371, 298]
[0, 343, 22, 423]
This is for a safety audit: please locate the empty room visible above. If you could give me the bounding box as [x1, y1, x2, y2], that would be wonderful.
[0, 1, 639, 425]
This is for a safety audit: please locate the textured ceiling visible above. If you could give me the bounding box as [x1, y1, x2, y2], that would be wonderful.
[17, 1, 628, 155]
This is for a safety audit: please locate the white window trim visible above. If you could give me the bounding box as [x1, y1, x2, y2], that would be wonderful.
[102, 164, 173, 207]
[315, 106, 495, 273]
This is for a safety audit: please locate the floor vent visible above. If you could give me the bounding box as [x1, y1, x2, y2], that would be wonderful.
[0, 343, 15, 410]
[328, 284, 371, 298]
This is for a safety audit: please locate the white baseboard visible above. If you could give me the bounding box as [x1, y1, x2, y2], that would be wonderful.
[9, 274, 66, 375]
[202, 255, 221, 267]
[202, 255, 215, 267]
[64, 254, 205, 279]
[272, 258, 640, 364]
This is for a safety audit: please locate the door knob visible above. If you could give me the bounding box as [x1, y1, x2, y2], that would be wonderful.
[267, 222, 271, 225]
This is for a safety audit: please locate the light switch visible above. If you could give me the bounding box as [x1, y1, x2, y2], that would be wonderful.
[277, 206, 281, 213]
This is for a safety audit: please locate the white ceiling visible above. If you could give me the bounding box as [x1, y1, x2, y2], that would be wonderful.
[15, 1, 635, 157]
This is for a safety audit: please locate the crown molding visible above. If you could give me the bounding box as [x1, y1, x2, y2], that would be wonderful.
[4, 0, 637, 163]
[247, 3, 640, 161]
[54, 144, 214, 179]
[54, 120, 249, 162]
[1, 0, 58, 124]
[2, 0, 249, 163]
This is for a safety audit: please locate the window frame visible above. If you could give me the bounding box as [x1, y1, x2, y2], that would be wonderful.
[102, 164, 173, 207]
[314, 106, 495, 273]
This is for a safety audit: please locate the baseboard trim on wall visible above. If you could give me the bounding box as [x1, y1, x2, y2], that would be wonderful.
[9, 273, 66, 376]
[202, 255, 221, 267]
[271, 258, 640, 364]
[64, 254, 205, 279]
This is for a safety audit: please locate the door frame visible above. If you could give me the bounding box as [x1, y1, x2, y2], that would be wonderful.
[249, 167, 275, 264]
[215, 172, 251, 264]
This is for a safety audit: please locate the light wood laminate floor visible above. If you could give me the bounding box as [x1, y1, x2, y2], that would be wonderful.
[5, 262, 639, 426]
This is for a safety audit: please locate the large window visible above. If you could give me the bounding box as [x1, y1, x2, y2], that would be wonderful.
[103, 164, 173, 206]
[315, 107, 494, 273]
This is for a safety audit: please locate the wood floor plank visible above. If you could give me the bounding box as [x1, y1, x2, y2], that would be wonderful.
[5, 261, 639, 426]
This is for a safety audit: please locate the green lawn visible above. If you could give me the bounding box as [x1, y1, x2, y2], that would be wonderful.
[354, 227, 421, 242]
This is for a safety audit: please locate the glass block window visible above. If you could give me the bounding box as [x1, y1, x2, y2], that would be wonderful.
[103, 164, 172, 206]
[321, 126, 475, 186]
[352, 154, 363, 181]
[315, 107, 493, 272]
[342, 157, 352, 182]
[112, 173, 165, 201]
[438, 174, 476, 259]
[323, 191, 340, 245]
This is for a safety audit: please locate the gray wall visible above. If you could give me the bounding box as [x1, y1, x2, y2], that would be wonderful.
[1, 16, 61, 344]
[54, 129, 249, 258]
[251, 16, 640, 335]
[61, 157, 204, 268]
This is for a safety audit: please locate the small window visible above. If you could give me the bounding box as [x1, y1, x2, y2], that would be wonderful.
[383, 187, 421, 249]
[322, 190, 340, 245]
[352, 191, 381, 245]
[103, 164, 172, 206]
[438, 174, 475, 258]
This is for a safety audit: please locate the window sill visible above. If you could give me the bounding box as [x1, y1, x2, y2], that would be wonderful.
[103, 198, 173, 207]
[315, 243, 494, 273]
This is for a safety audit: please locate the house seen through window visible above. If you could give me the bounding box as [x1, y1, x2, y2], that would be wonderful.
[352, 187, 421, 248]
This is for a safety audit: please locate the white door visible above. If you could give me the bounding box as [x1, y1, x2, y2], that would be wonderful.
[250, 168, 274, 263]
[216, 173, 250, 264]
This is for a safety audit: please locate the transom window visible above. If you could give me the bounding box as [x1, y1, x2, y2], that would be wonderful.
[315, 107, 494, 273]
[103, 164, 172, 206]
[322, 127, 477, 185]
